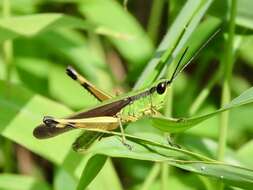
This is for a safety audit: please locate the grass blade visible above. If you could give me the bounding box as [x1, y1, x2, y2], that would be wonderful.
[134, 0, 214, 89]
[84, 131, 253, 189]
[0, 13, 126, 43]
[76, 155, 107, 190]
[152, 87, 253, 133]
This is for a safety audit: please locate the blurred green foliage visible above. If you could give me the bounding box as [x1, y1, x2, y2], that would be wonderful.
[0, 0, 253, 190]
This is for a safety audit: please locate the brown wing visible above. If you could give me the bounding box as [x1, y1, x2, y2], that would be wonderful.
[33, 98, 131, 139]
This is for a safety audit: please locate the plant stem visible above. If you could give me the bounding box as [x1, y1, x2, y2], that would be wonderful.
[3, 0, 13, 83]
[123, 0, 128, 11]
[3, 139, 14, 172]
[189, 70, 220, 115]
[2, 0, 14, 173]
[147, 0, 165, 44]
[217, 0, 237, 188]
[217, 0, 237, 161]
[160, 162, 168, 190]
[141, 163, 160, 190]
[218, 81, 230, 161]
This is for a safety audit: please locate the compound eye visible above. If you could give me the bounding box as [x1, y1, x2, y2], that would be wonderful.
[156, 82, 167, 94]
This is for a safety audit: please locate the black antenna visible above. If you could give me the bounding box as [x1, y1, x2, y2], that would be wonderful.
[167, 28, 221, 84]
[167, 47, 189, 84]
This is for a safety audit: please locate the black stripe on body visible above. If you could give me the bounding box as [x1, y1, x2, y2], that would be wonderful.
[129, 88, 155, 102]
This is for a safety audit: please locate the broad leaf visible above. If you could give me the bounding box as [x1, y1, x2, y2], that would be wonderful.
[0, 13, 126, 43]
[79, 0, 154, 68]
[76, 155, 107, 190]
[0, 81, 121, 188]
[237, 140, 253, 168]
[0, 81, 86, 178]
[152, 87, 253, 133]
[85, 131, 253, 189]
[170, 161, 253, 189]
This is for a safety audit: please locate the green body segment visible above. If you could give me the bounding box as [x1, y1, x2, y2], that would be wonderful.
[120, 79, 168, 123]
[72, 79, 169, 151]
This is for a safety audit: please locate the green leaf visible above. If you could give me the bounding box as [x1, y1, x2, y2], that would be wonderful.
[237, 140, 253, 168]
[0, 81, 86, 178]
[39, 30, 114, 91]
[85, 130, 253, 189]
[0, 81, 121, 188]
[79, 0, 154, 67]
[54, 169, 77, 190]
[0, 174, 50, 190]
[0, 13, 89, 43]
[0, 13, 125, 43]
[135, 174, 205, 190]
[0, 0, 37, 14]
[88, 159, 123, 190]
[170, 161, 253, 189]
[134, 0, 214, 89]
[177, 134, 245, 167]
[239, 36, 253, 67]
[87, 130, 211, 162]
[76, 155, 107, 190]
[15, 57, 50, 96]
[236, 0, 253, 30]
[152, 87, 253, 133]
[209, 0, 253, 30]
[48, 64, 99, 109]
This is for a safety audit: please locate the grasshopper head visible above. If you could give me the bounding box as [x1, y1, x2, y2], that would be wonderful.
[149, 79, 171, 109]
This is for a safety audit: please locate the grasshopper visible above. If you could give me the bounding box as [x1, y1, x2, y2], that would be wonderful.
[33, 30, 219, 150]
